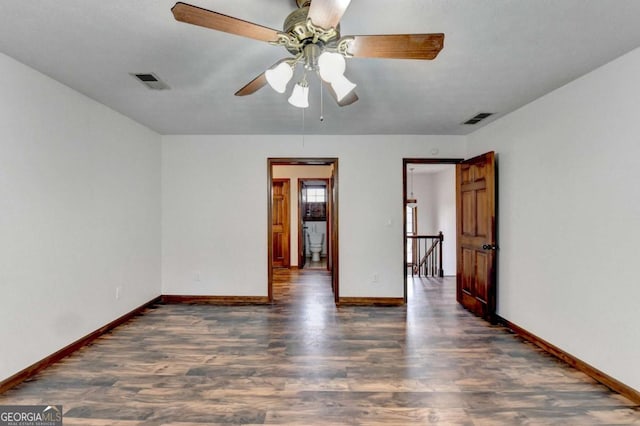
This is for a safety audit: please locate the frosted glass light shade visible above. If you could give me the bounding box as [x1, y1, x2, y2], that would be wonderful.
[330, 74, 356, 101]
[265, 62, 293, 93]
[288, 83, 309, 108]
[318, 52, 346, 83]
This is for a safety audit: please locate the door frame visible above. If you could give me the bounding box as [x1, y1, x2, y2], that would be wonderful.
[402, 158, 463, 303]
[268, 158, 339, 304]
[298, 178, 331, 270]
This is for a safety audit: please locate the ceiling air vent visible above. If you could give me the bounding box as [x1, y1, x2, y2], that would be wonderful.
[463, 112, 493, 125]
[131, 73, 170, 90]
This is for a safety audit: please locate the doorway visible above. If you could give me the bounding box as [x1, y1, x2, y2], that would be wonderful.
[268, 158, 339, 304]
[403, 154, 498, 323]
[403, 158, 462, 302]
[298, 178, 330, 270]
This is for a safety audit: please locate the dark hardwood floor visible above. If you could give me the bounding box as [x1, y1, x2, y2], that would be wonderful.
[2, 269, 639, 425]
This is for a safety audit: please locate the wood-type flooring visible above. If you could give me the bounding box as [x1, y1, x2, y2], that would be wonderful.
[1, 269, 639, 425]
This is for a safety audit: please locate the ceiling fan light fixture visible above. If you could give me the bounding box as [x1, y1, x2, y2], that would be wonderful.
[172, 2, 446, 110]
[407, 167, 417, 207]
[330, 74, 357, 102]
[288, 82, 309, 108]
[318, 51, 346, 83]
[265, 62, 293, 94]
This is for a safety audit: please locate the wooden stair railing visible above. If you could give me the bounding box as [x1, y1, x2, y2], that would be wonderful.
[406, 232, 443, 277]
[415, 238, 439, 274]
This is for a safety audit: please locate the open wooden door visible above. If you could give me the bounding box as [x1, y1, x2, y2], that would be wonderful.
[298, 180, 307, 269]
[272, 179, 290, 268]
[456, 152, 497, 322]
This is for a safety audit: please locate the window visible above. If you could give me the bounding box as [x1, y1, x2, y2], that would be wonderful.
[406, 206, 416, 236]
[306, 186, 326, 202]
[406, 206, 417, 265]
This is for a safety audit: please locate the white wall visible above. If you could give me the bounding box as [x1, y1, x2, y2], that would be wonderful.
[2, 38, 637, 396]
[467, 47, 640, 391]
[412, 168, 456, 276]
[162, 135, 467, 297]
[272, 165, 333, 266]
[433, 168, 456, 276]
[0, 53, 161, 382]
[413, 173, 437, 235]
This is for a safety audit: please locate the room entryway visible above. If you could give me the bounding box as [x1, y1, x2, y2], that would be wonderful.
[403, 154, 498, 323]
[403, 159, 461, 302]
[298, 178, 330, 271]
[268, 158, 339, 304]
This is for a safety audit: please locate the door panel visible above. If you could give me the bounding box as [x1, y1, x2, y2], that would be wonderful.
[475, 252, 488, 301]
[462, 191, 475, 235]
[456, 151, 496, 322]
[461, 248, 474, 293]
[272, 179, 290, 268]
[476, 189, 488, 237]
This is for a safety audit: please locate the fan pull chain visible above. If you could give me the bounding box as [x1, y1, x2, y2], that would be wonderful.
[301, 107, 305, 147]
[320, 81, 324, 122]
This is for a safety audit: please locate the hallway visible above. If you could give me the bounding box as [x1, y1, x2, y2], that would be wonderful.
[1, 270, 638, 425]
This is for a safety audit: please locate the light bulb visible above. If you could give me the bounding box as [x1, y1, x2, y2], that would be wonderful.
[288, 83, 309, 108]
[318, 51, 346, 83]
[330, 74, 356, 101]
[265, 62, 293, 93]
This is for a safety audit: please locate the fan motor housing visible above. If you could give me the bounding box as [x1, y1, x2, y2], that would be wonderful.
[283, 6, 340, 55]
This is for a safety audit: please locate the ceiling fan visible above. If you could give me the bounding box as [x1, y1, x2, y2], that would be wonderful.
[171, 0, 444, 108]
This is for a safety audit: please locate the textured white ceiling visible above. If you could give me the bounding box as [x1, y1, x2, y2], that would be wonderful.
[2, 1, 640, 135]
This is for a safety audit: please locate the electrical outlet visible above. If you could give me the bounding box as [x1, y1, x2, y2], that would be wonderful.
[372, 273, 379, 283]
[194, 271, 201, 282]
[115, 286, 123, 300]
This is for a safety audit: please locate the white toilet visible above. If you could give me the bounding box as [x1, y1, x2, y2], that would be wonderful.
[307, 231, 324, 262]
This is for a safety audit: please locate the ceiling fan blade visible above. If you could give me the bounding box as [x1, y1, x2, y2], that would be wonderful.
[323, 82, 358, 107]
[308, 0, 352, 30]
[234, 73, 267, 96]
[171, 2, 279, 43]
[347, 34, 445, 60]
[235, 59, 292, 96]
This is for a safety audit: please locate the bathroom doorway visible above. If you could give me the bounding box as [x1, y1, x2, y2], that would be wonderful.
[298, 179, 330, 270]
